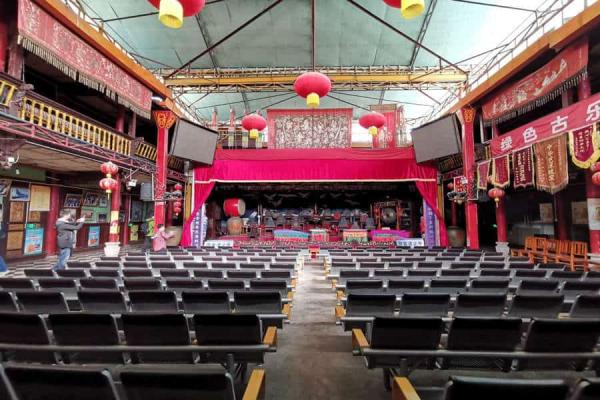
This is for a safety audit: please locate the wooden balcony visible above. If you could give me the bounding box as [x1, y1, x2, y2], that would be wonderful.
[0, 74, 19, 110]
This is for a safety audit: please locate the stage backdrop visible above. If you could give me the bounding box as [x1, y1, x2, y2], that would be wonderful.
[181, 147, 447, 246]
[267, 108, 353, 148]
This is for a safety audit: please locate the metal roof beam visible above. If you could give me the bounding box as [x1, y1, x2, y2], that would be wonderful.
[409, 0, 438, 68]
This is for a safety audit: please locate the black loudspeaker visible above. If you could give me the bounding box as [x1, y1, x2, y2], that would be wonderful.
[411, 114, 462, 163]
[140, 182, 153, 201]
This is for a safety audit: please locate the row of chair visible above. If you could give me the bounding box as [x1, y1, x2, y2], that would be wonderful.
[328, 261, 537, 276]
[72, 260, 298, 269]
[351, 317, 600, 380]
[336, 293, 599, 325]
[392, 375, 599, 400]
[0, 312, 277, 366]
[513, 236, 596, 271]
[0, 289, 292, 318]
[0, 364, 266, 400]
[336, 278, 600, 300]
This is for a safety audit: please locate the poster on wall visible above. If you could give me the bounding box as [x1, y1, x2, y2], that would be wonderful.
[81, 209, 96, 223]
[0, 180, 11, 197]
[130, 201, 143, 222]
[587, 198, 600, 230]
[23, 228, 44, 255]
[9, 202, 25, 223]
[29, 185, 51, 211]
[83, 192, 100, 207]
[130, 224, 139, 241]
[98, 195, 108, 208]
[64, 194, 82, 208]
[88, 226, 100, 247]
[539, 203, 554, 223]
[6, 230, 24, 251]
[10, 186, 30, 201]
[571, 201, 588, 225]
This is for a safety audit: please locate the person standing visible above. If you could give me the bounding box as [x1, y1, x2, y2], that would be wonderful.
[152, 224, 174, 252]
[53, 210, 84, 271]
[142, 216, 155, 252]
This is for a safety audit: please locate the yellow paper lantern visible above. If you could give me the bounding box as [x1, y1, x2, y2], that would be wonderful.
[159, 0, 184, 29]
[401, 0, 425, 19]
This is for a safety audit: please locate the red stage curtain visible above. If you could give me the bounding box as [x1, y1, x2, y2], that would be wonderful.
[180, 182, 215, 247]
[181, 148, 447, 246]
[416, 181, 448, 246]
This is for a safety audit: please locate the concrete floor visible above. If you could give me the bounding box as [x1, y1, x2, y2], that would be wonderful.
[263, 261, 389, 400]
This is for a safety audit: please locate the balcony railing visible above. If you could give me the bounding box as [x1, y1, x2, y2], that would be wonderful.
[19, 92, 131, 156]
[133, 141, 184, 170]
[0, 79, 17, 109]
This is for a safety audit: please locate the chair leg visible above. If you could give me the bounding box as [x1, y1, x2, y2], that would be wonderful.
[382, 368, 392, 392]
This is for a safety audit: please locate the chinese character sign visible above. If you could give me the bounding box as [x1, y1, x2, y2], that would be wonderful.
[490, 91, 600, 157]
[534, 135, 569, 194]
[512, 147, 535, 189]
[568, 125, 600, 168]
[491, 156, 510, 188]
[477, 161, 491, 190]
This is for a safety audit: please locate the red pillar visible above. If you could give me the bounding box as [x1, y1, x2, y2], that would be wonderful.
[115, 106, 126, 133]
[108, 174, 121, 243]
[128, 112, 137, 138]
[553, 90, 574, 240]
[578, 76, 600, 253]
[122, 194, 131, 246]
[458, 107, 479, 249]
[153, 111, 177, 226]
[44, 186, 61, 256]
[496, 198, 508, 243]
[450, 201, 458, 226]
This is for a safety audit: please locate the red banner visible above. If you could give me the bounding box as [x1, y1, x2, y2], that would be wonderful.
[512, 147, 535, 189]
[491, 156, 510, 188]
[453, 176, 468, 193]
[17, 0, 152, 118]
[266, 108, 353, 148]
[568, 125, 600, 168]
[482, 39, 588, 124]
[535, 135, 569, 194]
[476, 160, 490, 190]
[490, 90, 600, 157]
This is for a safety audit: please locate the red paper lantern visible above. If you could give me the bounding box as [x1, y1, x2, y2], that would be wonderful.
[592, 172, 600, 186]
[383, 0, 401, 6]
[174, 183, 183, 192]
[294, 72, 331, 108]
[591, 162, 600, 173]
[100, 161, 118, 177]
[148, 0, 205, 17]
[242, 113, 267, 140]
[447, 182, 454, 190]
[99, 177, 118, 195]
[488, 188, 505, 206]
[359, 112, 386, 136]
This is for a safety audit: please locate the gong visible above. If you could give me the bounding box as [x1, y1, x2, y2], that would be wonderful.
[380, 207, 397, 225]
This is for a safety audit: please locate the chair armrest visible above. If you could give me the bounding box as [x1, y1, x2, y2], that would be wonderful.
[263, 326, 278, 347]
[351, 328, 369, 351]
[287, 291, 294, 300]
[392, 377, 420, 400]
[335, 305, 346, 319]
[243, 369, 266, 400]
[282, 303, 292, 319]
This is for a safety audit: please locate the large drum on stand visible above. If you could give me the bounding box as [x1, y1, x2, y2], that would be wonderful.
[226, 217, 243, 235]
[223, 198, 246, 217]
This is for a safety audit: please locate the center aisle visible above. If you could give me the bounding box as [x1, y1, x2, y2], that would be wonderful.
[265, 260, 388, 400]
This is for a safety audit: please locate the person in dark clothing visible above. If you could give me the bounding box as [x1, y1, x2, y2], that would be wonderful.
[53, 210, 85, 271]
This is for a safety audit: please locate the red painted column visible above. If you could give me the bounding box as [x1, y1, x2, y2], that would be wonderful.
[496, 198, 508, 243]
[122, 194, 131, 246]
[153, 111, 177, 226]
[115, 106, 126, 133]
[44, 186, 61, 255]
[458, 107, 479, 249]
[108, 174, 121, 243]
[450, 201, 458, 226]
[578, 76, 600, 253]
[128, 113, 137, 138]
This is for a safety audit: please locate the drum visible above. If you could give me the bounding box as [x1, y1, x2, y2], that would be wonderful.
[226, 217, 243, 235]
[223, 198, 246, 217]
[381, 207, 397, 225]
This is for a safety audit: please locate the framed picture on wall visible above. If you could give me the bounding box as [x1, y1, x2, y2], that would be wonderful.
[98, 195, 108, 208]
[571, 201, 588, 225]
[81, 209, 95, 222]
[539, 203, 554, 223]
[9, 202, 25, 223]
[97, 213, 108, 223]
[83, 192, 100, 207]
[10, 186, 30, 201]
[131, 201, 143, 222]
[63, 194, 82, 208]
[0, 179, 11, 197]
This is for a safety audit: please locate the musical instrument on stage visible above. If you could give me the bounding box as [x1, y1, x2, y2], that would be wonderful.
[223, 198, 246, 217]
[226, 217, 243, 235]
[381, 207, 397, 225]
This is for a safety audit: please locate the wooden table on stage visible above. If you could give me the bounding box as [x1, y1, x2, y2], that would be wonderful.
[342, 229, 368, 243]
[310, 229, 329, 242]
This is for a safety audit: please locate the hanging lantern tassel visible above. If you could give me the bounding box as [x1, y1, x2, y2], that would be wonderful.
[159, 0, 184, 29]
[249, 129, 259, 140]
